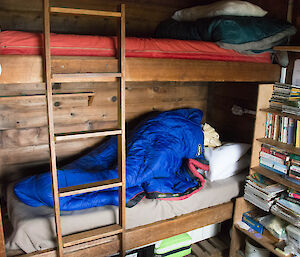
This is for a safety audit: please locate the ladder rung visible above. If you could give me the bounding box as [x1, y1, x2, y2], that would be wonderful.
[59, 178, 122, 197]
[50, 7, 122, 18]
[51, 73, 122, 83]
[55, 129, 122, 142]
[63, 224, 123, 247]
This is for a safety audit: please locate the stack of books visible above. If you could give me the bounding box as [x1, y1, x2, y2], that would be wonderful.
[269, 83, 300, 111]
[244, 173, 286, 211]
[289, 154, 300, 182]
[271, 197, 300, 227]
[259, 144, 289, 175]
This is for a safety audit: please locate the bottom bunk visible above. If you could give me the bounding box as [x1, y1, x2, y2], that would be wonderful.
[6, 171, 245, 256]
[0, 82, 262, 257]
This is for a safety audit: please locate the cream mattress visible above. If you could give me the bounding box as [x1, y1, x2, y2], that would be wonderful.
[6, 173, 246, 253]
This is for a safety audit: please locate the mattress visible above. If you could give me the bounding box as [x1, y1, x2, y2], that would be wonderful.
[0, 31, 271, 63]
[6, 172, 246, 253]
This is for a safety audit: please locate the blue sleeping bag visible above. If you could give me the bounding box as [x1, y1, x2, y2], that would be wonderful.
[14, 108, 205, 211]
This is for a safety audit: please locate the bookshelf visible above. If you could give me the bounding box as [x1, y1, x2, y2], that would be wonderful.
[256, 138, 300, 156]
[230, 84, 300, 257]
[234, 224, 287, 257]
[251, 166, 300, 192]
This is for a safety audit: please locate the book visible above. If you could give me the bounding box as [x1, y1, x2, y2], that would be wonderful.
[247, 173, 286, 194]
[290, 165, 300, 173]
[273, 114, 280, 141]
[265, 112, 271, 138]
[282, 116, 289, 143]
[288, 189, 300, 200]
[259, 151, 285, 165]
[289, 173, 300, 181]
[289, 168, 300, 178]
[242, 211, 265, 234]
[287, 118, 295, 145]
[290, 154, 300, 162]
[296, 120, 300, 148]
[277, 198, 300, 216]
[260, 156, 288, 174]
[261, 144, 290, 162]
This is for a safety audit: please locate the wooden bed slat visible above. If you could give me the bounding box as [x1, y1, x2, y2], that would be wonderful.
[62, 224, 123, 248]
[50, 7, 122, 18]
[55, 129, 122, 142]
[51, 73, 121, 83]
[0, 56, 280, 84]
[58, 178, 122, 197]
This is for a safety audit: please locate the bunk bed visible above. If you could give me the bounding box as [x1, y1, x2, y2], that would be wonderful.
[0, 3, 283, 257]
[0, 31, 280, 84]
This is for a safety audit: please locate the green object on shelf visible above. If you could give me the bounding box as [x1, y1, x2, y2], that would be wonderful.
[154, 233, 192, 257]
[290, 154, 300, 161]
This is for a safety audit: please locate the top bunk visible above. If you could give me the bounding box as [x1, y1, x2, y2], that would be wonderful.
[0, 30, 280, 84]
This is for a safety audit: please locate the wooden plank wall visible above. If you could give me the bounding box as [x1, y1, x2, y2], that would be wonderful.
[0, 82, 208, 182]
[206, 83, 258, 144]
[0, 0, 290, 38]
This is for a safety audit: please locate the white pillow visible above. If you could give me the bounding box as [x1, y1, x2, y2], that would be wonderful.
[172, 1, 267, 22]
[204, 143, 251, 181]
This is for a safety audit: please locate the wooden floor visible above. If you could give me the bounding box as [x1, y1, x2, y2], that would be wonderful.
[190, 236, 229, 257]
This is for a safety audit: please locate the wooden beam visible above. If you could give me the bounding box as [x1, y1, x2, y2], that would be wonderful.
[62, 224, 122, 248]
[0, 206, 5, 257]
[50, 7, 121, 17]
[55, 129, 122, 142]
[59, 178, 122, 197]
[0, 56, 280, 84]
[18, 201, 233, 257]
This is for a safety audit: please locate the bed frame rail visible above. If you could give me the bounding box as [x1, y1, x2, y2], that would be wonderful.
[0, 56, 280, 84]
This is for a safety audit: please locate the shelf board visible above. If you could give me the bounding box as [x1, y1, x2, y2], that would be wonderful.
[234, 223, 287, 257]
[260, 108, 300, 120]
[273, 46, 300, 53]
[251, 166, 300, 191]
[256, 137, 300, 156]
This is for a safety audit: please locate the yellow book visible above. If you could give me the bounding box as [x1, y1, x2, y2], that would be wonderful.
[296, 120, 300, 148]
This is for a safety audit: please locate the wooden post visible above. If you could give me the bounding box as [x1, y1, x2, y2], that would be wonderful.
[118, 4, 126, 257]
[43, 0, 64, 256]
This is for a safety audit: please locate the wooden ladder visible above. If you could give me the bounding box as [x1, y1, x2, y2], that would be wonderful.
[43, 1, 126, 256]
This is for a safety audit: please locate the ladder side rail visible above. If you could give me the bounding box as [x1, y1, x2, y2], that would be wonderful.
[43, 0, 64, 256]
[117, 4, 127, 257]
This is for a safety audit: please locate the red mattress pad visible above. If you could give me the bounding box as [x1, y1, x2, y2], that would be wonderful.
[0, 30, 271, 63]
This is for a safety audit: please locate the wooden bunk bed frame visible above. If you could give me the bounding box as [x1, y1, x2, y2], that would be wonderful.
[0, 55, 280, 84]
[0, 4, 282, 257]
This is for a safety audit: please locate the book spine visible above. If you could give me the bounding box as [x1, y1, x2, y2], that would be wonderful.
[259, 151, 285, 165]
[288, 118, 295, 145]
[288, 192, 300, 200]
[242, 214, 264, 234]
[260, 146, 289, 162]
[273, 114, 279, 141]
[290, 165, 300, 173]
[278, 116, 282, 142]
[282, 116, 289, 143]
[280, 116, 284, 142]
[260, 163, 287, 175]
[269, 113, 274, 138]
[289, 173, 300, 181]
[265, 113, 270, 138]
[296, 120, 300, 148]
[260, 157, 288, 174]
